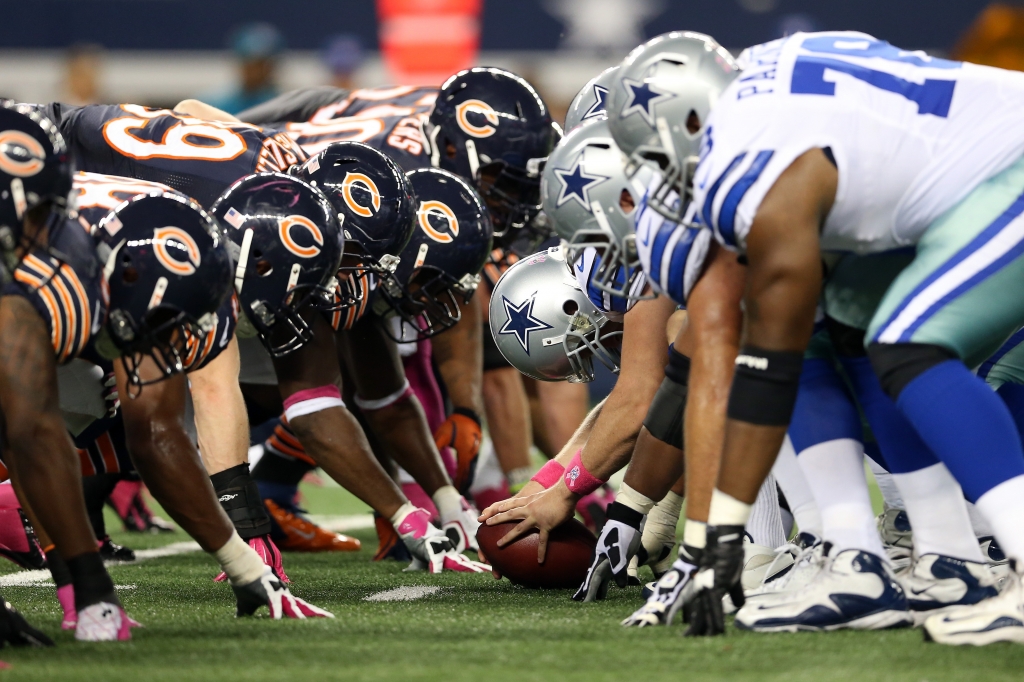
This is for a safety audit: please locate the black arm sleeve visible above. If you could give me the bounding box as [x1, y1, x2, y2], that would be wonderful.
[235, 87, 350, 125]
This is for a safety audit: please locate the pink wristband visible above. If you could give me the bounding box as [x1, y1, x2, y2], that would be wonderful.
[564, 449, 605, 496]
[530, 460, 566, 489]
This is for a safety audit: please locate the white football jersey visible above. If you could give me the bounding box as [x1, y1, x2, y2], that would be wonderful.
[634, 179, 713, 305]
[572, 247, 645, 318]
[694, 31, 1024, 254]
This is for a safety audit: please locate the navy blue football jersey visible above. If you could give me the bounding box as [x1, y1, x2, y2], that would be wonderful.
[49, 104, 306, 207]
[4, 216, 106, 364]
[237, 86, 437, 171]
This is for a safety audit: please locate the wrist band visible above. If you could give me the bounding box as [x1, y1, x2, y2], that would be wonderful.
[530, 460, 565, 489]
[564, 449, 605, 496]
[453, 406, 482, 427]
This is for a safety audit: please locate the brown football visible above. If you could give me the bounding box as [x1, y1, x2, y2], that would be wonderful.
[476, 518, 597, 589]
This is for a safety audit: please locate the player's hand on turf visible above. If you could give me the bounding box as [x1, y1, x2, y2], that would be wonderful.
[573, 502, 643, 602]
[232, 566, 334, 619]
[0, 600, 53, 647]
[398, 509, 491, 574]
[683, 525, 745, 637]
[483, 483, 578, 563]
[621, 547, 701, 627]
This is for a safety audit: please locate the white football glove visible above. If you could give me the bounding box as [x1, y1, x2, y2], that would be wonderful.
[621, 550, 699, 627]
[441, 497, 481, 554]
[572, 502, 643, 602]
[232, 566, 334, 619]
[397, 506, 490, 573]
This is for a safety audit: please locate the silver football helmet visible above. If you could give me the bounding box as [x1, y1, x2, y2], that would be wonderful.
[488, 246, 621, 383]
[541, 117, 653, 301]
[564, 66, 618, 132]
[607, 31, 738, 221]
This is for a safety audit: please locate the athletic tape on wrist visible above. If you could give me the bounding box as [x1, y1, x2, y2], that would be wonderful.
[564, 449, 605, 496]
[617, 482, 656, 515]
[727, 346, 804, 426]
[353, 379, 412, 411]
[283, 385, 345, 421]
[530, 460, 565, 489]
[683, 520, 707, 549]
[707, 488, 753, 527]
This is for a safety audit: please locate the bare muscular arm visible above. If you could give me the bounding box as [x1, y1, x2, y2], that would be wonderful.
[716, 148, 835, 504]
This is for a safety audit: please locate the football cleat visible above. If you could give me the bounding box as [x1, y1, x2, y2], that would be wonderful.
[901, 554, 998, 625]
[98, 536, 135, 562]
[0, 600, 53, 647]
[747, 535, 824, 601]
[264, 500, 361, 552]
[215, 535, 290, 583]
[742, 541, 779, 591]
[232, 566, 334, 619]
[878, 508, 913, 572]
[923, 560, 1024, 645]
[0, 509, 46, 570]
[756, 532, 820, 591]
[735, 548, 912, 632]
[108, 480, 175, 533]
[57, 584, 76, 630]
[396, 507, 490, 573]
[373, 515, 411, 562]
[621, 547, 701, 628]
[74, 602, 138, 642]
[440, 498, 481, 554]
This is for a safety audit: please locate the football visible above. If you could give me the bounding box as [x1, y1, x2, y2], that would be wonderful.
[476, 518, 597, 589]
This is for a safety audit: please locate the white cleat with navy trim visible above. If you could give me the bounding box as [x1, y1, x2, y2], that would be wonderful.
[901, 554, 998, 626]
[923, 560, 1024, 646]
[735, 547, 912, 632]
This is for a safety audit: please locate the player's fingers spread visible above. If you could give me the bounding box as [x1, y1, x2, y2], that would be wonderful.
[498, 517, 535, 547]
[488, 505, 530, 527]
[537, 528, 550, 564]
[297, 598, 334, 618]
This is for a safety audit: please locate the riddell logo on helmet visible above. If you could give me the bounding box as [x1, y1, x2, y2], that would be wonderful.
[153, 226, 201, 276]
[279, 215, 324, 258]
[455, 100, 499, 138]
[418, 200, 460, 243]
[341, 172, 381, 217]
[0, 130, 46, 177]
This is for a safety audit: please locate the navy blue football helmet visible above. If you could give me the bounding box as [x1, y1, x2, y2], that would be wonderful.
[211, 172, 343, 357]
[373, 168, 493, 342]
[426, 68, 555, 254]
[0, 102, 73, 273]
[292, 141, 414, 310]
[96, 192, 232, 391]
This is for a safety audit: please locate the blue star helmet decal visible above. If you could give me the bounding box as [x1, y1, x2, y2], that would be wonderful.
[498, 295, 554, 355]
[553, 155, 609, 211]
[583, 84, 609, 121]
[620, 77, 675, 126]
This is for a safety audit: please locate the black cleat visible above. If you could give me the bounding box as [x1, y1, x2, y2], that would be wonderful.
[98, 536, 135, 562]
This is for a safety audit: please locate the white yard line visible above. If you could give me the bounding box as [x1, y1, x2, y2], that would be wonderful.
[364, 586, 441, 602]
[0, 514, 374, 588]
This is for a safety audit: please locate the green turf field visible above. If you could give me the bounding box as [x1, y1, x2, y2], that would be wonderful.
[0, 481, 1021, 682]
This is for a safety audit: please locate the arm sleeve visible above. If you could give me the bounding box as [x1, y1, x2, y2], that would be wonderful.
[235, 87, 350, 125]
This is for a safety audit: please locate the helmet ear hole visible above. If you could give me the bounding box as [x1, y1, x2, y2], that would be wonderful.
[686, 110, 701, 135]
[445, 142, 458, 160]
[255, 259, 274, 277]
[122, 265, 139, 284]
[619, 188, 636, 213]
[562, 299, 579, 316]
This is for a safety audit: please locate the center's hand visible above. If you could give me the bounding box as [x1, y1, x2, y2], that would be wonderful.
[479, 484, 579, 562]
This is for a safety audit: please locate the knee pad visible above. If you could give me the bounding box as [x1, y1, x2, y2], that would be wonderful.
[282, 385, 345, 421]
[867, 342, 956, 401]
[825, 316, 867, 357]
[643, 349, 690, 449]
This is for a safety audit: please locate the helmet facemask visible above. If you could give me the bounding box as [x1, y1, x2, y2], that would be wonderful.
[377, 265, 476, 343]
[112, 305, 210, 396]
[561, 303, 622, 383]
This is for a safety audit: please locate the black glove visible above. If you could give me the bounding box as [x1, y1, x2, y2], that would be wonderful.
[572, 503, 643, 602]
[0, 600, 53, 648]
[683, 524, 746, 637]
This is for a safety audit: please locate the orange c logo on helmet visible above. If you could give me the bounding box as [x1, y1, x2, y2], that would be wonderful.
[341, 172, 381, 218]
[279, 215, 324, 258]
[455, 100, 499, 138]
[0, 130, 46, 177]
[418, 200, 460, 244]
[153, 227, 202, 276]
